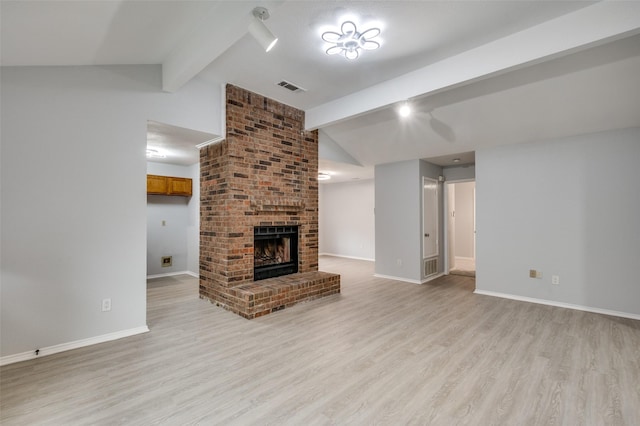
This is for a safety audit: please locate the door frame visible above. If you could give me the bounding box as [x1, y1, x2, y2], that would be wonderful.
[443, 178, 475, 274]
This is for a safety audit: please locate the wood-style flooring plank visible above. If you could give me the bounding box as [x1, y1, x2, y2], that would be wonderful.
[2, 256, 639, 425]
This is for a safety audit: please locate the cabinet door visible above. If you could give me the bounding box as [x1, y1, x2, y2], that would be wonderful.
[168, 177, 192, 196]
[147, 175, 168, 194]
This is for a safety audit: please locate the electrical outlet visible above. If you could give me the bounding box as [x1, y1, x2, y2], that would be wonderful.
[552, 275, 560, 285]
[102, 298, 111, 312]
[396, 259, 402, 266]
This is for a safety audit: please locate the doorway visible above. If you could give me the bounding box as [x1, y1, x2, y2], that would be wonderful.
[446, 181, 475, 276]
[145, 120, 213, 280]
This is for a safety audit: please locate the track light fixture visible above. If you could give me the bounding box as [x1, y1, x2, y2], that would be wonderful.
[249, 7, 278, 52]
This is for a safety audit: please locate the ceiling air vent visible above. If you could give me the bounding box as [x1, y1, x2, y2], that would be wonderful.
[276, 80, 306, 93]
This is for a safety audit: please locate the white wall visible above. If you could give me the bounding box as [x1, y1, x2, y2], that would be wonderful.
[146, 162, 199, 277]
[444, 165, 475, 181]
[375, 160, 422, 281]
[476, 127, 640, 317]
[187, 163, 200, 275]
[1, 65, 221, 359]
[319, 179, 375, 261]
[454, 182, 475, 259]
[375, 160, 443, 283]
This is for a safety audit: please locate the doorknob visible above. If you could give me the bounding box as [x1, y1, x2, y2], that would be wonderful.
[425, 233, 430, 237]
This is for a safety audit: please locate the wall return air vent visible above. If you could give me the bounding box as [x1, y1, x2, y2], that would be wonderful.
[276, 80, 306, 93]
[424, 257, 438, 278]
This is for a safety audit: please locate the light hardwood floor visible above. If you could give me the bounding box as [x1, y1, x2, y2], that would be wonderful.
[2, 256, 639, 425]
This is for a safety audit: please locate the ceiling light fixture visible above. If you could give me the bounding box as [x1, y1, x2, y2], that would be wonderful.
[398, 103, 412, 118]
[322, 21, 380, 60]
[146, 148, 166, 159]
[249, 7, 278, 52]
[318, 172, 331, 181]
[452, 158, 461, 163]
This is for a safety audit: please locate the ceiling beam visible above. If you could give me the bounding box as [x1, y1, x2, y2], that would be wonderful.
[305, 1, 640, 130]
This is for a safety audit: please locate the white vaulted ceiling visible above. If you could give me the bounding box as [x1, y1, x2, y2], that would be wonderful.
[2, 1, 639, 182]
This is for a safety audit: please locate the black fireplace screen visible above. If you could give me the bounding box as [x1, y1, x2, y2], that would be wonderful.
[254, 226, 298, 281]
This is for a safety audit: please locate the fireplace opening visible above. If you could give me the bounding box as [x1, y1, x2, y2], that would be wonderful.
[254, 226, 299, 281]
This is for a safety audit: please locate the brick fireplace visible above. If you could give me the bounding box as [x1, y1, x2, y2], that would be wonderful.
[199, 85, 340, 319]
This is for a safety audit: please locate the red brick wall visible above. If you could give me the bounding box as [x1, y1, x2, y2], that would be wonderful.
[200, 85, 319, 301]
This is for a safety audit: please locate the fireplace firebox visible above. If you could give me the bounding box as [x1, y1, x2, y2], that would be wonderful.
[254, 226, 299, 281]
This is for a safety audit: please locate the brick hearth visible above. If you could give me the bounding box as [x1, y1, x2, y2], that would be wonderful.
[199, 85, 340, 319]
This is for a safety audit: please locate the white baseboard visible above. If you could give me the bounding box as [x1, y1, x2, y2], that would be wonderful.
[0, 326, 150, 366]
[147, 270, 198, 280]
[319, 253, 375, 262]
[455, 256, 474, 262]
[421, 273, 445, 284]
[473, 290, 640, 321]
[373, 273, 423, 285]
[373, 272, 445, 284]
[372, 272, 445, 285]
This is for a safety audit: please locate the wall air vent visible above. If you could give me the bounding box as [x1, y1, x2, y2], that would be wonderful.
[424, 257, 438, 278]
[276, 80, 306, 93]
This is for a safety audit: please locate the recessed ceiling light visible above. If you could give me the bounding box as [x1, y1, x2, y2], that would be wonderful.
[398, 103, 412, 118]
[452, 158, 461, 163]
[318, 172, 331, 181]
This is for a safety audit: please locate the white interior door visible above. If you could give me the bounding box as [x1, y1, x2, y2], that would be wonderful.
[447, 183, 456, 270]
[423, 177, 439, 259]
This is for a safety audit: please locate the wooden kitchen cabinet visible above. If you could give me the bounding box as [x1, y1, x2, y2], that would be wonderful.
[147, 175, 192, 196]
[147, 174, 168, 194]
[167, 177, 192, 196]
